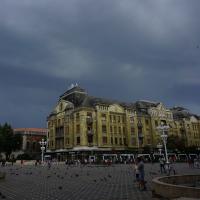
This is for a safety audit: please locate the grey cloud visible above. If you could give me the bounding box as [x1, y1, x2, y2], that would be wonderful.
[0, 0, 200, 127]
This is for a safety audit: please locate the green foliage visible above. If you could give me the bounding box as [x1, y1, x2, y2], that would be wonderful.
[0, 123, 22, 160]
[167, 135, 186, 152]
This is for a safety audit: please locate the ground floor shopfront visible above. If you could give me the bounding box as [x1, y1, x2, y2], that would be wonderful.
[45, 146, 139, 163]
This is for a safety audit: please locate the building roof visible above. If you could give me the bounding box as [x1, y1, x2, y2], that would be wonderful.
[50, 85, 200, 118]
[60, 85, 87, 99]
[59, 85, 135, 110]
[170, 107, 199, 120]
[14, 128, 48, 134]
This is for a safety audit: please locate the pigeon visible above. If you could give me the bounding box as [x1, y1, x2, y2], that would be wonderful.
[58, 186, 63, 190]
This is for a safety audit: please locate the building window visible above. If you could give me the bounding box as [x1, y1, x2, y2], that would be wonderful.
[155, 120, 158, 127]
[123, 138, 127, 145]
[147, 138, 151, 144]
[119, 127, 121, 134]
[114, 126, 117, 134]
[122, 116, 125, 123]
[101, 113, 106, 121]
[76, 113, 80, 120]
[145, 119, 149, 125]
[119, 138, 122, 145]
[58, 119, 61, 126]
[118, 116, 121, 123]
[65, 126, 69, 135]
[131, 127, 135, 135]
[115, 137, 118, 145]
[76, 125, 80, 134]
[102, 136, 107, 144]
[76, 137, 80, 145]
[130, 116, 134, 123]
[110, 126, 112, 133]
[102, 125, 107, 134]
[131, 138, 136, 146]
[111, 137, 113, 144]
[66, 138, 70, 145]
[123, 127, 125, 134]
[87, 112, 92, 117]
[26, 142, 30, 150]
[113, 116, 116, 122]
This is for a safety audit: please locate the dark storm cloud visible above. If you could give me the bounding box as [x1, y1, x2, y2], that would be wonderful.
[1, 0, 200, 127]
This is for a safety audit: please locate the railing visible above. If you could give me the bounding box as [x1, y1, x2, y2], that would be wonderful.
[87, 130, 93, 135]
[138, 133, 144, 138]
[86, 117, 93, 124]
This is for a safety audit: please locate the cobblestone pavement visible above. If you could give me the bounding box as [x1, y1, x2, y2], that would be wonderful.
[0, 163, 199, 200]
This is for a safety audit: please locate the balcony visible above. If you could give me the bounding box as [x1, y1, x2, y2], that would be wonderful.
[101, 119, 107, 125]
[137, 122, 143, 128]
[87, 130, 93, 135]
[86, 116, 93, 124]
[138, 133, 144, 138]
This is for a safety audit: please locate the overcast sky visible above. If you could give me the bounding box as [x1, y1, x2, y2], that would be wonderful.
[1, 0, 200, 128]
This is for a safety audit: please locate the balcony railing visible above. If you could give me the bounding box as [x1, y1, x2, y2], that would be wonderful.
[86, 117, 93, 124]
[137, 122, 143, 128]
[87, 130, 93, 135]
[138, 133, 144, 138]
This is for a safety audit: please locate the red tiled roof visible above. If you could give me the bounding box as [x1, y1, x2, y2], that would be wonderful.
[14, 128, 48, 133]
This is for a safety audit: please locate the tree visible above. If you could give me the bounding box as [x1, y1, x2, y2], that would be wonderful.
[0, 123, 22, 160]
[167, 135, 186, 152]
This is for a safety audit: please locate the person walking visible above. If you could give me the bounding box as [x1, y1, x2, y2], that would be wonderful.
[47, 160, 51, 169]
[168, 157, 176, 175]
[159, 157, 166, 174]
[137, 157, 146, 191]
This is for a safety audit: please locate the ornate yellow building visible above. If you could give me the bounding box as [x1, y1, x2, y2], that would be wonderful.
[47, 85, 200, 158]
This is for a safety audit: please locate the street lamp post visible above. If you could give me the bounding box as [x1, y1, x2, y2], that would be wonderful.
[157, 123, 170, 164]
[39, 139, 47, 163]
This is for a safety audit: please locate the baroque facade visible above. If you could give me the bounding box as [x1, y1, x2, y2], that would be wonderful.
[47, 85, 200, 155]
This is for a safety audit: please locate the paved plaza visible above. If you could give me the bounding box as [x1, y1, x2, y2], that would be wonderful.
[0, 163, 199, 200]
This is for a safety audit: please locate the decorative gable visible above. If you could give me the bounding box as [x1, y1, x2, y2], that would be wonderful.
[108, 104, 124, 113]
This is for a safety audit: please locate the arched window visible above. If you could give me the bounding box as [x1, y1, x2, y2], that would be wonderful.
[32, 142, 36, 151]
[26, 142, 30, 150]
